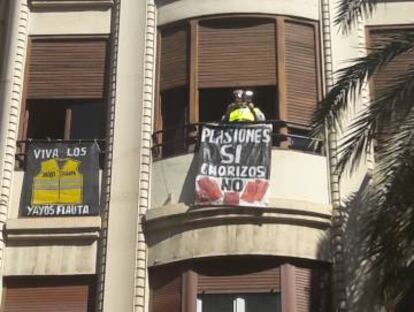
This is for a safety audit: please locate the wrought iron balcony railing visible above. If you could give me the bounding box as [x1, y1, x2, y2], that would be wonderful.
[15, 139, 106, 170]
[152, 120, 323, 160]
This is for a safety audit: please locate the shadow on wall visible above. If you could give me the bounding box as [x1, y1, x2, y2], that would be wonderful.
[321, 174, 386, 312]
[178, 154, 199, 205]
[155, 0, 181, 7]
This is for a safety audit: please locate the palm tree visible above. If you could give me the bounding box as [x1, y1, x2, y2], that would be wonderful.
[312, 0, 414, 310]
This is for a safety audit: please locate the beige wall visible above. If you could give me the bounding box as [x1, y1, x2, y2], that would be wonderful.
[4, 217, 100, 276]
[156, 0, 319, 26]
[366, 1, 414, 25]
[29, 8, 111, 35]
[145, 204, 330, 266]
[0, 0, 111, 291]
[101, 0, 148, 311]
[152, 149, 330, 210]
[149, 149, 331, 266]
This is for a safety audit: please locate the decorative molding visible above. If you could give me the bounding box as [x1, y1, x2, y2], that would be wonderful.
[0, 0, 30, 294]
[6, 217, 101, 241]
[134, 1, 156, 311]
[321, 0, 348, 311]
[95, 0, 119, 311]
[29, 0, 114, 9]
[144, 204, 331, 233]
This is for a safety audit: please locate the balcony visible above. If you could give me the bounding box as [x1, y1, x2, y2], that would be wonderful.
[147, 121, 331, 266]
[5, 139, 104, 276]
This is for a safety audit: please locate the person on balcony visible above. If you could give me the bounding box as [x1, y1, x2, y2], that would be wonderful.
[222, 89, 265, 122]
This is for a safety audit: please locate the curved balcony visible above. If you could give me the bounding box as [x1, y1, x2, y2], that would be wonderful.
[157, 0, 320, 26]
[147, 122, 331, 266]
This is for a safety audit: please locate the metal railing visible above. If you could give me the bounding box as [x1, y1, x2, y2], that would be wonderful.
[152, 120, 323, 160]
[15, 139, 106, 170]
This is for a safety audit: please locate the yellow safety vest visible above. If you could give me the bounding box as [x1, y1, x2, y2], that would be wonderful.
[59, 159, 83, 204]
[32, 159, 60, 205]
[229, 107, 255, 122]
[31, 158, 83, 205]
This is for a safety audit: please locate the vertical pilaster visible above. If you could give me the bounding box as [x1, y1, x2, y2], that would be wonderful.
[101, 0, 147, 311]
[0, 0, 29, 301]
[321, 0, 347, 311]
[281, 264, 297, 312]
[96, 0, 120, 310]
[134, 1, 156, 311]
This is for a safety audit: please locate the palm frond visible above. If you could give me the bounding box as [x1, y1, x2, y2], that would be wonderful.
[359, 158, 414, 301]
[335, 0, 379, 32]
[311, 32, 414, 139]
[335, 66, 414, 176]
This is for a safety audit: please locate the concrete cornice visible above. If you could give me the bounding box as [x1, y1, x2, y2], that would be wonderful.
[29, 0, 114, 9]
[6, 216, 101, 241]
[145, 202, 331, 233]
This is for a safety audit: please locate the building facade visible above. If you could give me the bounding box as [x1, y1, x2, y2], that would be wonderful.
[0, 0, 412, 311]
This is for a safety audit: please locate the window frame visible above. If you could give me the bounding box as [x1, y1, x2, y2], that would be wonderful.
[154, 15, 323, 156]
[18, 35, 109, 142]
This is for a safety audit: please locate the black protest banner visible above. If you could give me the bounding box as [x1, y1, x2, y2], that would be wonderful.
[196, 123, 272, 206]
[21, 142, 100, 217]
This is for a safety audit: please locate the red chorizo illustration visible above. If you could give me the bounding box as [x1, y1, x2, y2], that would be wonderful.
[241, 179, 269, 202]
[197, 177, 222, 202]
[254, 179, 269, 202]
[241, 180, 257, 202]
[224, 192, 239, 205]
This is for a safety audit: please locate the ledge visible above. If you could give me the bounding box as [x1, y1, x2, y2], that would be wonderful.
[145, 199, 331, 233]
[6, 216, 101, 241]
[29, 0, 114, 9]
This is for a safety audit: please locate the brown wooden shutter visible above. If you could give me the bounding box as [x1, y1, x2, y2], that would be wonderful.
[198, 18, 277, 88]
[369, 29, 414, 93]
[369, 28, 414, 144]
[198, 268, 280, 293]
[295, 267, 311, 312]
[160, 25, 189, 91]
[28, 38, 107, 99]
[3, 276, 94, 312]
[150, 267, 182, 312]
[285, 21, 319, 126]
[295, 266, 331, 312]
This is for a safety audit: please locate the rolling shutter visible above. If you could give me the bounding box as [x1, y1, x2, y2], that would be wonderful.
[150, 267, 182, 312]
[295, 268, 311, 312]
[285, 21, 319, 126]
[295, 266, 331, 312]
[198, 18, 277, 88]
[3, 277, 94, 312]
[369, 29, 414, 93]
[369, 28, 414, 142]
[198, 268, 280, 293]
[28, 38, 107, 99]
[160, 25, 189, 91]
[369, 28, 414, 91]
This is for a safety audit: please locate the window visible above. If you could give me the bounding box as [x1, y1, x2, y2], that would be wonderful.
[26, 100, 104, 140]
[155, 16, 321, 157]
[197, 293, 281, 312]
[3, 276, 96, 312]
[367, 26, 414, 150]
[18, 37, 108, 165]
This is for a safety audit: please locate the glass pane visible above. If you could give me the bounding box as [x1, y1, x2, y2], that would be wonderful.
[199, 86, 277, 123]
[199, 294, 234, 312]
[198, 293, 280, 312]
[70, 102, 104, 140]
[27, 102, 66, 139]
[161, 86, 188, 156]
[244, 293, 281, 312]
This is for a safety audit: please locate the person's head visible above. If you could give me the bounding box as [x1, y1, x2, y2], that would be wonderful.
[244, 90, 254, 104]
[233, 89, 244, 103]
